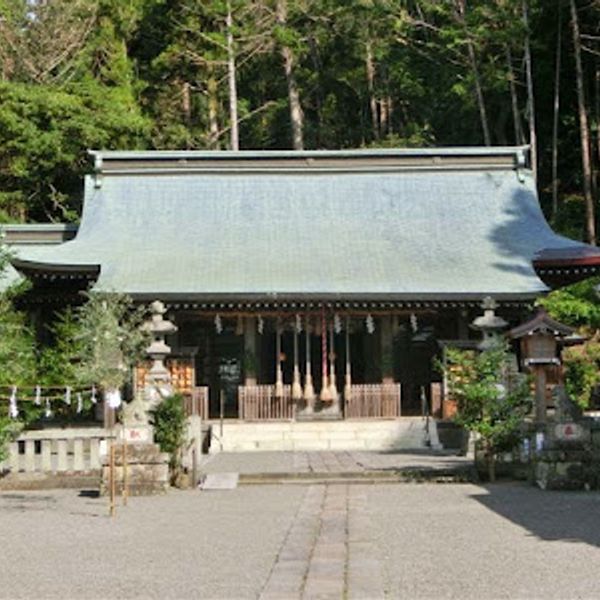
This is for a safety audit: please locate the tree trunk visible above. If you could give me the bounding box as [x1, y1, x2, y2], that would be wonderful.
[551, 3, 562, 220]
[365, 40, 379, 140]
[505, 45, 523, 146]
[207, 69, 220, 149]
[181, 81, 191, 131]
[226, 1, 239, 151]
[522, 0, 538, 182]
[570, 0, 596, 244]
[454, 0, 491, 145]
[276, 0, 304, 150]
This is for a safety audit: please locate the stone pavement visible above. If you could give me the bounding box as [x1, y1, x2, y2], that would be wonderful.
[2, 482, 600, 599]
[199, 450, 472, 479]
[260, 485, 385, 599]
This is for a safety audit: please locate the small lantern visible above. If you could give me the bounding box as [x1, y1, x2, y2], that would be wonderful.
[509, 310, 573, 367]
[509, 310, 575, 423]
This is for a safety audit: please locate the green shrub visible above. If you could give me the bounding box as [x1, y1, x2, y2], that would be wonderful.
[152, 394, 187, 480]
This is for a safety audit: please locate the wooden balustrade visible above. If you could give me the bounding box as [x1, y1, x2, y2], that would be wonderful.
[238, 385, 295, 421]
[183, 387, 209, 419]
[0, 428, 110, 474]
[344, 383, 402, 419]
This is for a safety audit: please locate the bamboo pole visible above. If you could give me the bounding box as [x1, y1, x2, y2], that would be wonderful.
[122, 439, 128, 506]
[109, 442, 116, 518]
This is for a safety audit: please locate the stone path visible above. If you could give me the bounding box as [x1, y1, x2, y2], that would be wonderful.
[259, 485, 385, 600]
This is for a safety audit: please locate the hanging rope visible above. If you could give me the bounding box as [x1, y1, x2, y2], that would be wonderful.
[345, 316, 353, 403]
[320, 310, 331, 402]
[274, 319, 284, 399]
[303, 316, 315, 407]
[292, 320, 303, 401]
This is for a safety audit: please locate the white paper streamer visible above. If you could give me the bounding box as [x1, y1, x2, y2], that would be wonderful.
[8, 386, 18, 419]
[257, 315, 264, 335]
[410, 313, 418, 333]
[34, 385, 41, 405]
[76, 393, 83, 414]
[334, 314, 342, 334]
[106, 389, 122, 409]
[214, 314, 223, 334]
[45, 398, 52, 419]
[295, 314, 302, 333]
[366, 314, 375, 335]
[64, 386, 72, 405]
[91, 385, 97, 404]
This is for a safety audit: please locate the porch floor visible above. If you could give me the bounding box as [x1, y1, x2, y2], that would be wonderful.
[198, 450, 475, 483]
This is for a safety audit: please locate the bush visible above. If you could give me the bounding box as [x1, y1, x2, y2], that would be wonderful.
[152, 394, 187, 481]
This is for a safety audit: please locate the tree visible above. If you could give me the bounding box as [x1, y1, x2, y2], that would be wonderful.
[569, 0, 596, 245]
[444, 344, 532, 481]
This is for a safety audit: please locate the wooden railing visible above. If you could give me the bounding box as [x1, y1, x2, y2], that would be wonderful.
[183, 386, 209, 419]
[344, 383, 402, 419]
[238, 385, 295, 421]
[1, 427, 110, 474]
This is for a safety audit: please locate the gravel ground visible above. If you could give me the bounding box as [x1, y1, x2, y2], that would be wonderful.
[0, 486, 305, 600]
[368, 482, 600, 599]
[1, 482, 600, 599]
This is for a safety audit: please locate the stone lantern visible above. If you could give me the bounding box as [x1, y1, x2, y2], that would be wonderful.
[471, 296, 508, 350]
[509, 310, 574, 423]
[142, 300, 178, 408]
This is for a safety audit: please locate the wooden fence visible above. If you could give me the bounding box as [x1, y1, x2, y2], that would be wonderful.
[344, 383, 402, 418]
[1, 427, 110, 474]
[238, 385, 295, 421]
[183, 386, 209, 419]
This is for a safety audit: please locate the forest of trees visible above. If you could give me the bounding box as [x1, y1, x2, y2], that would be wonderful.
[0, 0, 599, 243]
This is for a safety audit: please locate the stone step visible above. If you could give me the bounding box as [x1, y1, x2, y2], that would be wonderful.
[208, 418, 429, 452]
[238, 467, 477, 485]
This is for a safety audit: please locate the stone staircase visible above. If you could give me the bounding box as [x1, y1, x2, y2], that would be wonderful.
[207, 418, 430, 453]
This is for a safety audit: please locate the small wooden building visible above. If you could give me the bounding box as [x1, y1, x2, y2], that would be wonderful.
[8, 147, 600, 422]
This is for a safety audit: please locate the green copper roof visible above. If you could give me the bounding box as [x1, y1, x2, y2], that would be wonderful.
[11, 147, 594, 301]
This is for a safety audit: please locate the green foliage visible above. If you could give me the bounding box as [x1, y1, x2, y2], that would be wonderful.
[538, 277, 600, 332]
[0, 417, 23, 464]
[72, 292, 149, 392]
[152, 394, 187, 474]
[562, 338, 600, 409]
[444, 344, 532, 480]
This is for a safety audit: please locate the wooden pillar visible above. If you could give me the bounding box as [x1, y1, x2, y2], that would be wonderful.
[243, 317, 257, 386]
[534, 366, 547, 423]
[380, 315, 394, 384]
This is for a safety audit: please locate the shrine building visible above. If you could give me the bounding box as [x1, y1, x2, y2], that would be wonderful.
[6, 147, 600, 428]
